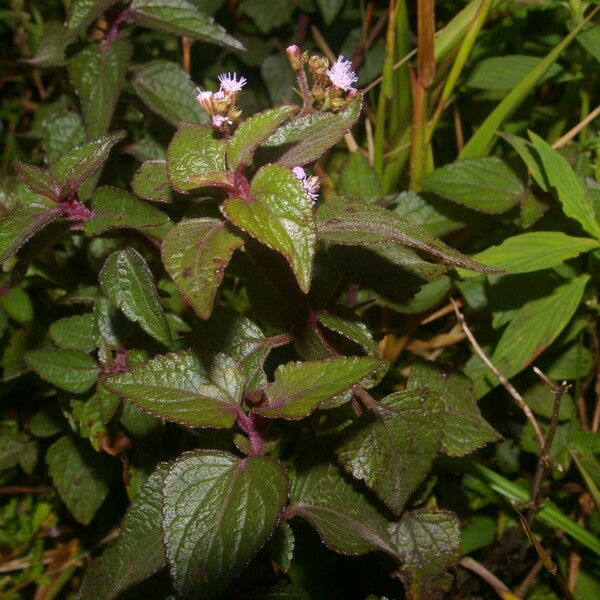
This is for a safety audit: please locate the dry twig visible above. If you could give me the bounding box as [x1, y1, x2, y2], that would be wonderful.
[450, 298, 545, 449]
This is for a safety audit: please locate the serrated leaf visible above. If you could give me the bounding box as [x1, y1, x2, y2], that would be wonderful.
[68, 39, 132, 138]
[269, 95, 363, 167]
[132, 60, 205, 127]
[255, 356, 384, 420]
[0, 286, 33, 323]
[389, 508, 461, 600]
[407, 361, 499, 457]
[419, 157, 524, 214]
[49, 313, 97, 352]
[317, 0, 345, 25]
[317, 309, 378, 355]
[25, 349, 100, 393]
[338, 152, 383, 203]
[24, 21, 65, 67]
[162, 218, 243, 319]
[166, 122, 227, 192]
[85, 186, 169, 236]
[76, 463, 169, 600]
[222, 164, 316, 292]
[316, 196, 498, 273]
[227, 105, 297, 170]
[529, 132, 600, 239]
[131, 160, 172, 203]
[63, 0, 119, 42]
[99, 248, 172, 347]
[337, 388, 443, 515]
[487, 275, 590, 386]
[42, 112, 86, 163]
[0, 199, 64, 263]
[14, 161, 62, 200]
[240, 0, 294, 33]
[131, 0, 243, 50]
[162, 449, 288, 598]
[104, 351, 243, 427]
[268, 523, 294, 573]
[50, 131, 126, 194]
[458, 232, 599, 277]
[190, 307, 270, 391]
[46, 435, 112, 524]
[290, 460, 397, 556]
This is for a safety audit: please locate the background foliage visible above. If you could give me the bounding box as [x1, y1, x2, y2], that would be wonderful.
[1, 0, 600, 598]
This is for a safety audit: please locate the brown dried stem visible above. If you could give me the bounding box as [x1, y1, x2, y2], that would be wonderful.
[451, 298, 545, 449]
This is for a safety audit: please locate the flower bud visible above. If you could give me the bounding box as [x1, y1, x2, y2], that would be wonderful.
[286, 45, 303, 71]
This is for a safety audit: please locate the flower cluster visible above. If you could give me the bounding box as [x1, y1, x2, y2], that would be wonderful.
[292, 166, 320, 202]
[286, 45, 358, 113]
[197, 73, 247, 130]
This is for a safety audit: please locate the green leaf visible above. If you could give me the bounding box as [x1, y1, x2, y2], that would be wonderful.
[68, 39, 132, 138]
[24, 21, 65, 67]
[0, 286, 34, 323]
[131, 160, 172, 203]
[529, 132, 600, 239]
[227, 105, 297, 170]
[290, 460, 397, 556]
[222, 164, 316, 292]
[50, 131, 126, 194]
[316, 196, 498, 273]
[49, 313, 97, 352]
[268, 95, 363, 167]
[0, 199, 64, 263]
[389, 508, 461, 600]
[63, 0, 119, 42]
[465, 55, 562, 90]
[458, 232, 599, 277]
[104, 351, 243, 427]
[459, 11, 596, 158]
[240, 0, 294, 33]
[14, 161, 62, 200]
[407, 361, 499, 457]
[268, 523, 294, 573]
[25, 349, 100, 394]
[190, 307, 270, 391]
[162, 449, 288, 598]
[42, 112, 86, 163]
[76, 463, 169, 600]
[316, 0, 345, 25]
[46, 435, 112, 524]
[99, 248, 172, 347]
[166, 122, 227, 192]
[255, 356, 384, 420]
[499, 132, 548, 191]
[338, 153, 383, 203]
[130, 0, 243, 51]
[578, 25, 600, 64]
[317, 309, 378, 355]
[85, 186, 169, 236]
[419, 157, 523, 214]
[161, 218, 243, 319]
[132, 60, 205, 127]
[488, 274, 590, 384]
[337, 388, 443, 514]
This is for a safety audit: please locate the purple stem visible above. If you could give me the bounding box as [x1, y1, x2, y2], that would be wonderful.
[104, 7, 132, 47]
[236, 409, 265, 456]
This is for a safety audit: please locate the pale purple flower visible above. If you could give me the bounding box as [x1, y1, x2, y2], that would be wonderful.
[197, 89, 214, 113]
[293, 166, 320, 201]
[218, 72, 247, 94]
[326, 55, 358, 92]
[212, 114, 231, 128]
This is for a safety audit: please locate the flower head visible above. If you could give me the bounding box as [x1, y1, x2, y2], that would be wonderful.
[212, 114, 232, 128]
[326, 55, 358, 92]
[293, 166, 320, 201]
[217, 72, 247, 94]
[196, 89, 214, 113]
